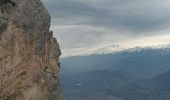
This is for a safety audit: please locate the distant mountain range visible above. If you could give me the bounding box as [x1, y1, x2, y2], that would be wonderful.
[61, 46, 170, 100]
[61, 46, 170, 76]
[62, 44, 170, 57]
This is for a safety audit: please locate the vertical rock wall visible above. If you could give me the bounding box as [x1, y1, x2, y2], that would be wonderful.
[0, 0, 63, 100]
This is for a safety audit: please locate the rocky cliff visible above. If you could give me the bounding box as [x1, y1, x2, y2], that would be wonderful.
[0, 0, 63, 100]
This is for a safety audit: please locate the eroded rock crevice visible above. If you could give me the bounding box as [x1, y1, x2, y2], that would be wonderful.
[0, 0, 16, 7]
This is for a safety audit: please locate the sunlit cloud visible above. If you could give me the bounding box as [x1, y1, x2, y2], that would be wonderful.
[122, 34, 170, 47]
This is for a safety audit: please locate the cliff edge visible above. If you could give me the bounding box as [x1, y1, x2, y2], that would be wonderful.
[0, 0, 63, 100]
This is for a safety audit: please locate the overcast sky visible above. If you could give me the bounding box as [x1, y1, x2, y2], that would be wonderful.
[42, 0, 170, 54]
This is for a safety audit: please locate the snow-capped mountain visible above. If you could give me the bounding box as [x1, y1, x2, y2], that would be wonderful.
[62, 44, 170, 58]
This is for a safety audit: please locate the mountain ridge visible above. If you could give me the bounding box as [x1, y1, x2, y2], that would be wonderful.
[62, 44, 170, 58]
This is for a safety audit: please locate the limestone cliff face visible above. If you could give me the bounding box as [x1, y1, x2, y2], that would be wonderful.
[0, 0, 63, 100]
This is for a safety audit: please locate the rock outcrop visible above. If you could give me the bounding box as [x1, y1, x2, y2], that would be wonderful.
[0, 0, 63, 100]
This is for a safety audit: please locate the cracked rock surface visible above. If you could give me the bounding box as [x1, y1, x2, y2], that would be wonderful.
[0, 0, 63, 100]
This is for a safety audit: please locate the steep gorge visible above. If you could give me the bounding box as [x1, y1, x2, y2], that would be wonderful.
[0, 0, 63, 100]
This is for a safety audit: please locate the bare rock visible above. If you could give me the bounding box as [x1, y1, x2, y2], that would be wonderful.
[0, 0, 63, 100]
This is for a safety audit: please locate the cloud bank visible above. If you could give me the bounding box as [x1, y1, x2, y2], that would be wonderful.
[42, 0, 170, 55]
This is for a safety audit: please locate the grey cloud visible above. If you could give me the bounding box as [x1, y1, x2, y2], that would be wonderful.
[42, 0, 170, 50]
[43, 0, 170, 33]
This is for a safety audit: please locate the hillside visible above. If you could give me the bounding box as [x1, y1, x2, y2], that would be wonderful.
[61, 47, 170, 100]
